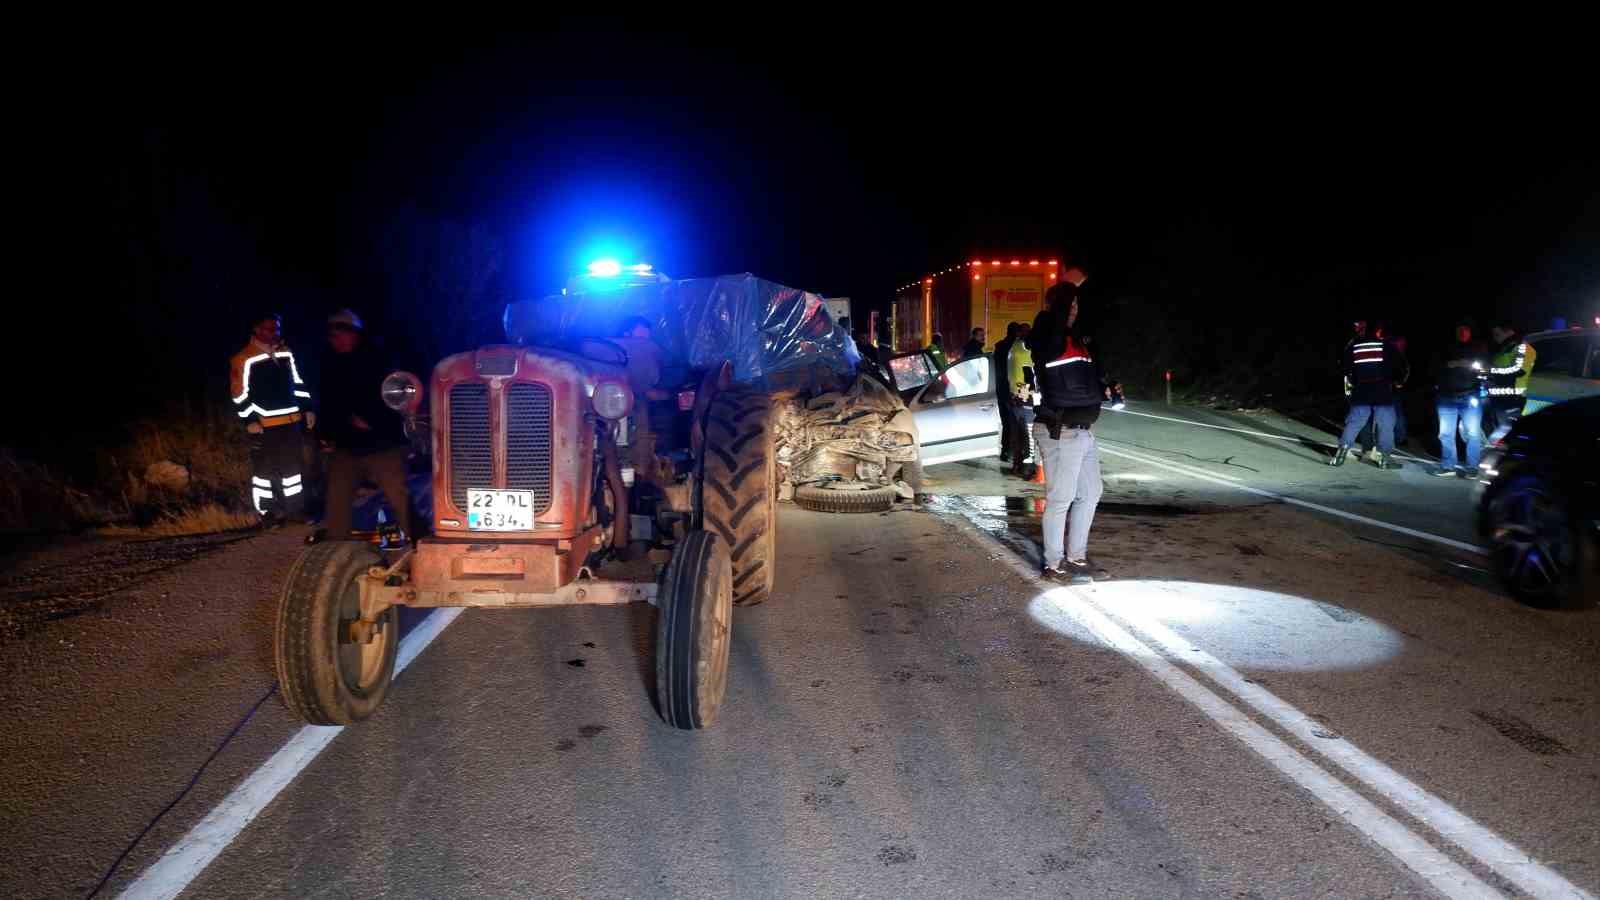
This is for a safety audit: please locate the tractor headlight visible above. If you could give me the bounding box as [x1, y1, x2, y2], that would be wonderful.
[381, 371, 423, 414]
[592, 380, 632, 420]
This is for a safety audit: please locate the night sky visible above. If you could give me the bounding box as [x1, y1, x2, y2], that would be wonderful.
[19, 31, 1598, 456]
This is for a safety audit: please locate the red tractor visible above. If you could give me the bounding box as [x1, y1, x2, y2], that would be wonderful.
[271, 271, 841, 730]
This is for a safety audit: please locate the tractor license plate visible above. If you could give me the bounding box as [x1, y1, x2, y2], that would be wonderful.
[466, 490, 535, 531]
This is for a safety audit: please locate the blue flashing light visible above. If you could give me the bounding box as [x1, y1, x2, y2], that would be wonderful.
[587, 259, 623, 278]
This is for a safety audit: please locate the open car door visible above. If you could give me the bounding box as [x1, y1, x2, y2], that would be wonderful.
[910, 354, 1001, 465]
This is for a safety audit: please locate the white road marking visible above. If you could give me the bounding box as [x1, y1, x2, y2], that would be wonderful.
[1097, 444, 1488, 556]
[946, 511, 1587, 899]
[1107, 406, 1430, 463]
[118, 607, 467, 900]
[1032, 589, 1502, 899]
[1101, 601, 1595, 900]
[1097, 443, 1246, 482]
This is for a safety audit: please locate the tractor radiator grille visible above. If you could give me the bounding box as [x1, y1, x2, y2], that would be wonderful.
[505, 382, 553, 515]
[448, 382, 492, 512]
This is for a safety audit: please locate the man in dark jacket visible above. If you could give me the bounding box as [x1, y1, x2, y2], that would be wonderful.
[992, 321, 1021, 462]
[311, 309, 413, 541]
[960, 327, 985, 360]
[1331, 323, 1408, 469]
[1026, 281, 1110, 583]
[1431, 322, 1488, 477]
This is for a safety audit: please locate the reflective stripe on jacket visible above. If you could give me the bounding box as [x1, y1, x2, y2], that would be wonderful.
[1342, 338, 1407, 404]
[231, 342, 310, 428]
[1487, 339, 1536, 399]
[1037, 335, 1103, 410]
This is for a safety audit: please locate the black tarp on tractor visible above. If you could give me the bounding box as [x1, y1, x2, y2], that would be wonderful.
[504, 273, 859, 391]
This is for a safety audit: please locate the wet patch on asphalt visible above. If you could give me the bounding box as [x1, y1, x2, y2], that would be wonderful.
[1098, 502, 1208, 517]
[1471, 710, 1571, 756]
[876, 845, 917, 865]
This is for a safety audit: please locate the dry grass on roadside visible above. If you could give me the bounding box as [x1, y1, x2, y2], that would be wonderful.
[5, 403, 264, 539]
[0, 449, 104, 534]
[113, 408, 253, 508]
[98, 503, 260, 538]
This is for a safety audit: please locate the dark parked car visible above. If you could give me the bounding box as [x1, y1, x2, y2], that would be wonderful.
[1476, 395, 1600, 608]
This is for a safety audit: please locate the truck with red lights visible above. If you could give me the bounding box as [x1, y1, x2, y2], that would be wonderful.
[890, 256, 1083, 353]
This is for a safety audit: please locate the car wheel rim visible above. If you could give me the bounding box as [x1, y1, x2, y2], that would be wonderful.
[1494, 485, 1571, 595]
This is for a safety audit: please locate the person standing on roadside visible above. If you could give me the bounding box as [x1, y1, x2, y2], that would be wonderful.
[230, 312, 314, 526]
[1331, 322, 1407, 469]
[1006, 322, 1036, 477]
[1485, 319, 1536, 444]
[1027, 281, 1111, 583]
[308, 309, 412, 542]
[1389, 331, 1411, 447]
[926, 333, 950, 372]
[960, 327, 985, 360]
[1431, 321, 1488, 477]
[992, 322, 1021, 463]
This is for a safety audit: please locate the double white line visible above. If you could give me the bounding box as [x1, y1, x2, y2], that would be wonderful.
[948, 511, 1588, 899]
[1097, 442, 1487, 556]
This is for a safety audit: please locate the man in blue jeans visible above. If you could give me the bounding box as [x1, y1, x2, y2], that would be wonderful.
[1330, 325, 1407, 469]
[1431, 322, 1488, 477]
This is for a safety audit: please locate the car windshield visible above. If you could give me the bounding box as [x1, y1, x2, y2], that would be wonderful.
[889, 352, 936, 391]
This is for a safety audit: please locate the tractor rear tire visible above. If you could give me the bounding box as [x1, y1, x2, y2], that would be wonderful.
[794, 484, 898, 514]
[275, 542, 398, 725]
[702, 389, 778, 606]
[655, 531, 733, 730]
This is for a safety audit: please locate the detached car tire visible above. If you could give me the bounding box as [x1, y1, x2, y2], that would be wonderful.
[794, 483, 898, 514]
[275, 542, 399, 725]
[655, 530, 733, 730]
[1485, 473, 1597, 610]
[702, 389, 778, 606]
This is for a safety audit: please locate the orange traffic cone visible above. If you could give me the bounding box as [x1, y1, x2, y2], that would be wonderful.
[1032, 463, 1046, 485]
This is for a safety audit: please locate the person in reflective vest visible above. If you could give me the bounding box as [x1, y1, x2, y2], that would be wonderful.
[230, 312, 313, 524]
[1005, 323, 1036, 478]
[1331, 322, 1408, 469]
[925, 333, 950, 372]
[991, 321, 1021, 463]
[1485, 320, 1536, 444]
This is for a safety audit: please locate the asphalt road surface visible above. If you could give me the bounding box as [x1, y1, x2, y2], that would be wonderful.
[3, 403, 1597, 899]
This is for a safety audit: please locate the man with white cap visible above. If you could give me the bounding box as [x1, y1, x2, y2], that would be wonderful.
[308, 308, 413, 543]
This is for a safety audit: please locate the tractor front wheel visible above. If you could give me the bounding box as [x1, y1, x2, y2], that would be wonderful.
[275, 542, 398, 725]
[655, 530, 733, 729]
